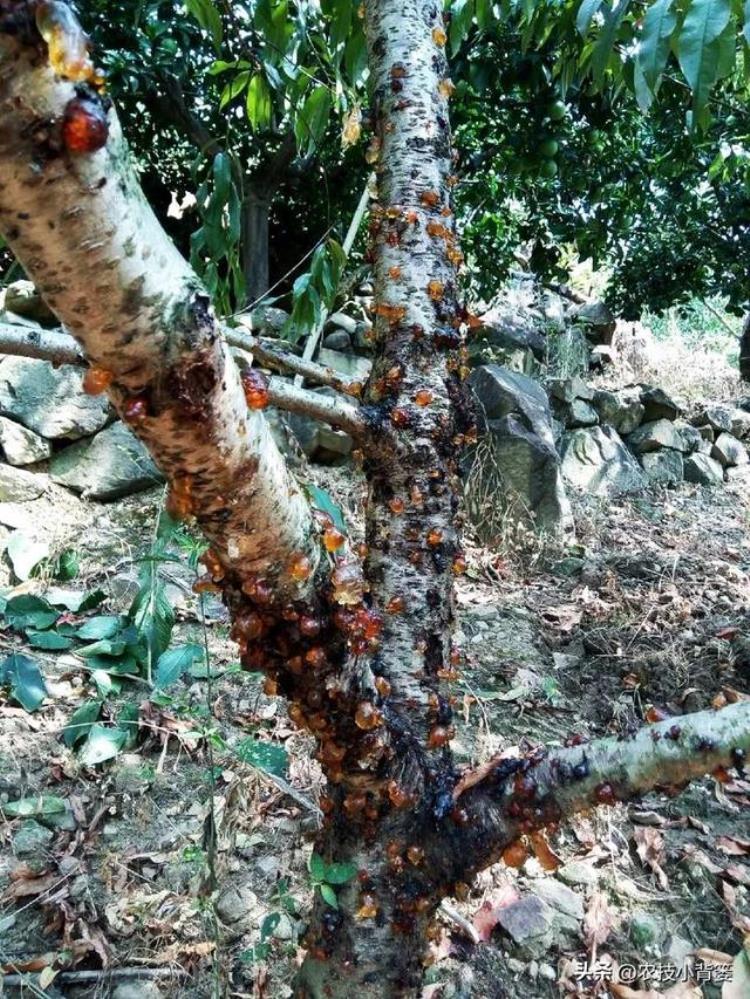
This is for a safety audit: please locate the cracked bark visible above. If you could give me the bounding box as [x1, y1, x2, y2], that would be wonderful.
[0, 5, 749, 999]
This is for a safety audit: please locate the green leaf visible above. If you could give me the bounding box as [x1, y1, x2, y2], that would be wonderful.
[45, 588, 106, 613]
[324, 860, 357, 885]
[246, 73, 273, 130]
[213, 151, 232, 203]
[78, 724, 127, 766]
[637, 0, 677, 90]
[309, 852, 327, 881]
[79, 638, 127, 659]
[52, 548, 79, 581]
[677, 0, 732, 118]
[25, 629, 73, 651]
[591, 0, 632, 86]
[319, 883, 338, 908]
[304, 484, 347, 535]
[4, 594, 58, 631]
[154, 643, 203, 689]
[129, 569, 174, 678]
[576, 0, 603, 35]
[63, 700, 102, 747]
[76, 616, 123, 641]
[84, 653, 139, 676]
[259, 912, 281, 941]
[6, 532, 49, 581]
[118, 703, 140, 749]
[745, 0, 750, 44]
[185, 0, 223, 50]
[2, 795, 66, 818]
[295, 85, 332, 155]
[0, 652, 47, 712]
[90, 670, 118, 697]
[235, 738, 288, 777]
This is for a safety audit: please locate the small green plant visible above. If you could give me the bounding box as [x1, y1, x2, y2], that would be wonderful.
[308, 852, 357, 909]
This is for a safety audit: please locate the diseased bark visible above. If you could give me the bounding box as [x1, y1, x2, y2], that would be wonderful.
[1, 7, 750, 999]
[0, 9, 317, 601]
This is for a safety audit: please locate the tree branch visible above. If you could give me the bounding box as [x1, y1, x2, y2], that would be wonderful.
[0, 12, 319, 601]
[227, 325, 367, 393]
[455, 701, 750, 877]
[0, 324, 365, 434]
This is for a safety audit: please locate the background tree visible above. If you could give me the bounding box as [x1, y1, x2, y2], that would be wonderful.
[1, 1, 750, 996]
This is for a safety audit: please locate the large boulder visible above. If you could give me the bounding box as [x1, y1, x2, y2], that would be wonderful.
[0, 416, 51, 465]
[50, 421, 163, 500]
[592, 388, 644, 435]
[626, 419, 682, 453]
[640, 449, 683, 487]
[470, 307, 546, 373]
[0, 465, 47, 501]
[561, 426, 645, 497]
[640, 386, 680, 422]
[684, 453, 724, 486]
[711, 433, 748, 468]
[467, 366, 572, 535]
[574, 301, 616, 345]
[0, 357, 110, 440]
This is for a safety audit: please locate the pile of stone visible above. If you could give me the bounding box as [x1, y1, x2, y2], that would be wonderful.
[549, 376, 750, 494]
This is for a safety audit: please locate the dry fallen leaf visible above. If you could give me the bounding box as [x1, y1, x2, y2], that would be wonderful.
[584, 890, 617, 954]
[716, 836, 750, 856]
[633, 826, 669, 890]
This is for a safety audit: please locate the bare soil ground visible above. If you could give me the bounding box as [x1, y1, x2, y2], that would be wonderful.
[1, 468, 749, 999]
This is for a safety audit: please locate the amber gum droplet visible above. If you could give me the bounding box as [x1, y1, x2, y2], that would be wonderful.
[375, 676, 392, 698]
[355, 701, 382, 731]
[388, 265, 401, 279]
[356, 894, 378, 919]
[323, 527, 345, 552]
[406, 845, 424, 865]
[387, 780, 411, 808]
[241, 368, 270, 410]
[415, 388, 433, 406]
[427, 280, 444, 301]
[427, 724, 453, 748]
[389, 497, 405, 514]
[420, 190, 440, 207]
[386, 595, 405, 614]
[438, 78, 456, 98]
[83, 365, 113, 395]
[427, 528, 443, 547]
[289, 552, 312, 582]
[263, 676, 278, 696]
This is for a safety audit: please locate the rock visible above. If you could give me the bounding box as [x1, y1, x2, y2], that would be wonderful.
[711, 432, 748, 468]
[284, 386, 353, 465]
[730, 408, 750, 439]
[50, 421, 163, 500]
[640, 449, 683, 487]
[674, 421, 702, 454]
[467, 366, 572, 535]
[592, 388, 644, 435]
[726, 465, 750, 482]
[557, 861, 600, 887]
[1, 280, 57, 325]
[561, 426, 645, 497]
[548, 375, 594, 403]
[553, 397, 599, 429]
[626, 419, 682, 454]
[325, 312, 358, 335]
[12, 819, 53, 857]
[0, 464, 46, 501]
[495, 895, 554, 957]
[216, 883, 258, 925]
[112, 985, 162, 999]
[473, 307, 546, 372]
[531, 880, 583, 921]
[317, 348, 371, 383]
[574, 301, 616, 345]
[640, 386, 680, 422]
[0, 356, 110, 439]
[322, 329, 352, 351]
[701, 404, 733, 434]
[696, 424, 715, 442]
[0, 416, 51, 465]
[684, 453, 724, 486]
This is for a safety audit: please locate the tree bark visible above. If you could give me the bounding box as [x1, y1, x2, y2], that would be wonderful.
[242, 190, 270, 305]
[740, 312, 750, 382]
[1, 7, 750, 999]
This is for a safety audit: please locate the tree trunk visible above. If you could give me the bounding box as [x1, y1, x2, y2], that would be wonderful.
[740, 312, 750, 382]
[242, 190, 270, 305]
[0, 7, 749, 999]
